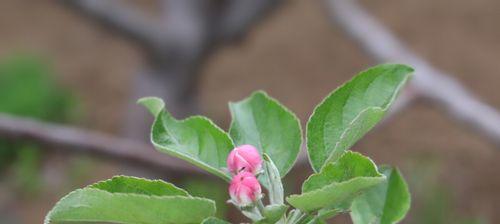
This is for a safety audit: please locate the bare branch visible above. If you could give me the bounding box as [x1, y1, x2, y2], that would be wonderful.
[0, 113, 205, 175]
[324, 0, 500, 147]
[62, 0, 162, 51]
[214, 0, 282, 41]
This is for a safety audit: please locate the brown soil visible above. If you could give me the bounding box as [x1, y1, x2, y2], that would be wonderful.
[0, 0, 499, 223]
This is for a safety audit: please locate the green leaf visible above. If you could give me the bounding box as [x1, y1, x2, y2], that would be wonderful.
[138, 97, 165, 116]
[287, 176, 383, 213]
[202, 217, 231, 224]
[316, 208, 342, 221]
[350, 166, 411, 224]
[302, 151, 381, 193]
[229, 91, 302, 177]
[259, 154, 284, 205]
[182, 178, 229, 218]
[140, 97, 234, 181]
[286, 151, 384, 212]
[263, 204, 288, 221]
[45, 176, 216, 224]
[307, 64, 413, 172]
[256, 204, 289, 224]
[90, 176, 189, 196]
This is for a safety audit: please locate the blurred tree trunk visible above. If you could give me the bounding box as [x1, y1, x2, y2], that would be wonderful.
[62, 0, 282, 140]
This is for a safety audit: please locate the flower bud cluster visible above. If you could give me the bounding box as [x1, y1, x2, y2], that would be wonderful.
[227, 145, 263, 207]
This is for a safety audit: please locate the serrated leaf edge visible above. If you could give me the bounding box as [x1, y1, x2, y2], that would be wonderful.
[45, 187, 216, 224]
[302, 151, 382, 192]
[286, 175, 386, 213]
[89, 175, 190, 196]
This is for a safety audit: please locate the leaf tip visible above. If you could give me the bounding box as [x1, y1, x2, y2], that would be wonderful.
[138, 97, 165, 116]
[262, 153, 272, 162]
[252, 89, 268, 96]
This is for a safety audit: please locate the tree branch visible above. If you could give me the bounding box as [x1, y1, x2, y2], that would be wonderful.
[214, 0, 282, 42]
[324, 0, 500, 147]
[62, 0, 162, 51]
[0, 113, 205, 175]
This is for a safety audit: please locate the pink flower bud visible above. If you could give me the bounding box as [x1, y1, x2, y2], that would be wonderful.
[229, 172, 262, 207]
[227, 144, 262, 175]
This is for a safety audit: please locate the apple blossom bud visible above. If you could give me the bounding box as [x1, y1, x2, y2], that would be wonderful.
[229, 171, 262, 207]
[227, 145, 262, 175]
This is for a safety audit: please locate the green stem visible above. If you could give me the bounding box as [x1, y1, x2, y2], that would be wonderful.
[286, 209, 306, 224]
[257, 200, 266, 214]
[241, 206, 263, 222]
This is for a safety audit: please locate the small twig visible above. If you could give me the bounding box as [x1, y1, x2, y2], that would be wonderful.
[324, 0, 500, 147]
[0, 113, 204, 175]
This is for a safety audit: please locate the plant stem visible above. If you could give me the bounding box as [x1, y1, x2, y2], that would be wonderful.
[257, 200, 266, 214]
[241, 206, 263, 222]
[286, 209, 306, 224]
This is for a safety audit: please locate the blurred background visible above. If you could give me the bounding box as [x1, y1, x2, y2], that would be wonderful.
[0, 0, 499, 223]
